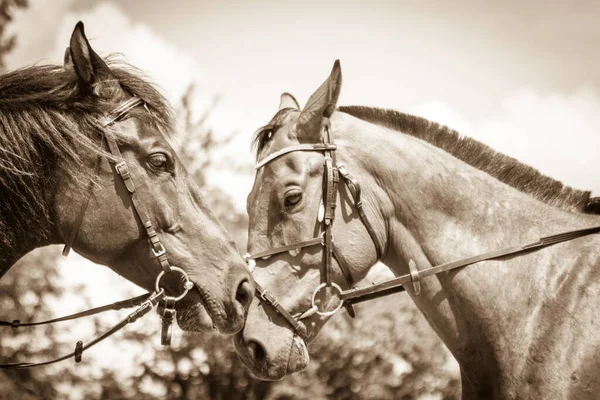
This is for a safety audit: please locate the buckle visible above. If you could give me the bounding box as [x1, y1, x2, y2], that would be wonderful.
[260, 289, 278, 307]
[408, 259, 421, 295]
[115, 161, 130, 178]
[152, 242, 166, 257]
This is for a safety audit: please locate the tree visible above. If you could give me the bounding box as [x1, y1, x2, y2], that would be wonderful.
[0, 0, 27, 72]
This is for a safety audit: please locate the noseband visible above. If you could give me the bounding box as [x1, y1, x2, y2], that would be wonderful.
[246, 119, 600, 343]
[246, 122, 384, 340]
[1, 97, 192, 368]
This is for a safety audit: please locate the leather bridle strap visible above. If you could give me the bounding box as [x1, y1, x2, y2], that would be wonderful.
[0, 290, 164, 369]
[103, 129, 172, 273]
[255, 144, 337, 170]
[248, 236, 324, 260]
[337, 165, 384, 259]
[0, 293, 151, 328]
[322, 124, 336, 288]
[248, 123, 363, 325]
[62, 97, 144, 257]
[62, 97, 172, 274]
[254, 282, 308, 338]
[339, 225, 600, 304]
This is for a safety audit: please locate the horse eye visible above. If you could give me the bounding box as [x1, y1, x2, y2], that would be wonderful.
[284, 192, 303, 208]
[148, 153, 168, 168]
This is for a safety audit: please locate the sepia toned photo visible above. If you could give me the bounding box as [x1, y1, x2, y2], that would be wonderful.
[1, 1, 599, 399]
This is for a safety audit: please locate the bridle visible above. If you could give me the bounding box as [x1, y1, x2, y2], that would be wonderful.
[0, 97, 193, 369]
[245, 121, 385, 340]
[245, 118, 600, 342]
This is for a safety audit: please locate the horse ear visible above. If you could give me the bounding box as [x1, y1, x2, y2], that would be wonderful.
[63, 47, 73, 70]
[68, 21, 120, 94]
[296, 60, 342, 142]
[279, 92, 300, 110]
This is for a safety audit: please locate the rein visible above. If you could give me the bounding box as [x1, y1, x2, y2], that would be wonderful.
[340, 226, 600, 303]
[246, 119, 600, 341]
[1, 97, 192, 369]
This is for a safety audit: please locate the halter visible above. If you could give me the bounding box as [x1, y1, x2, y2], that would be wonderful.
[246, 118, 600, 342]
[0, 97, 192, 369]
[245, 121, 384, 340]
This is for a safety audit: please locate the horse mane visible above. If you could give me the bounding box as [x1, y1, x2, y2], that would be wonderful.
[339, 105, 599, 214]
[0, 55, 176, 246]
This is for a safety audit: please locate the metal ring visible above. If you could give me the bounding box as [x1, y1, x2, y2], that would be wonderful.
[311, 282, 344, 317]
[154, 266, 194, 302]
[244, 254, 256, 272]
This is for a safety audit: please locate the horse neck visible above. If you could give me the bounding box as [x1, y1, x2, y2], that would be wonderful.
[0, 157, 59, 276]
[335, 112, 600, 373]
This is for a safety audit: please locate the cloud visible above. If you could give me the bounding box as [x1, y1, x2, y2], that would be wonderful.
[4, 0, 76, 69]
[7, 0, 206, 106]
[476, 87, 600, 194]
[410, 87, 600, 195]
[410, 100, 474, 135]
[51, 2, 204, 104]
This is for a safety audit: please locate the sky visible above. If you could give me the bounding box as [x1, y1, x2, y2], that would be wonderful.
[4, 0, 600, 378]
[7, 0, 600, 201]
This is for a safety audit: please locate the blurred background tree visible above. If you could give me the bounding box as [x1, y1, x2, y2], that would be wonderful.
[0, 5, 460, 398]
[0, 0, 27, 71]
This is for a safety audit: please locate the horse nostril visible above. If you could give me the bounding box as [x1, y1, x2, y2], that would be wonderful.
[247, 340, 266, 362]
[236, 278, 254, 308]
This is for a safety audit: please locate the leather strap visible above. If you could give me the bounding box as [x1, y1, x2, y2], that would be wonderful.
[102, 97, 145, 126]
[338, 165, 384, 259]
[62, 97, 144, 256]
[331, 245, 355, 288]
[254, 282, 307, 339]
[248, 236, 323, 260]
[0, 291, 164, 369]
[322, 124, 337, 289]
[332, 245, 356, 318]
[103, 129, 172, 274]
[255, 144, 337, 170]
[0, 293, 151, 328]
[340, 225, 600, 303]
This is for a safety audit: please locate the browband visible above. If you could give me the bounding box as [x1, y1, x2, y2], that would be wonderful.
[102, 97, 145, 127]
[255, 144, 337, 170]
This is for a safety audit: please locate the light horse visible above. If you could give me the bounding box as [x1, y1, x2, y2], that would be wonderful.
[0, 22, 254, 339]
[236, 60, 600, 399]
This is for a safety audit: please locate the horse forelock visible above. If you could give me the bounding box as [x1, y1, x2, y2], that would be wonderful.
[0, 55, 176, 242]
[252, 107, 297, 161]
[338, 105, 598, 215]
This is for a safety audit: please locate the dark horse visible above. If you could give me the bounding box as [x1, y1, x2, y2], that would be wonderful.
[0, 22, 253, 335]
[237, 61, 600, 399]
